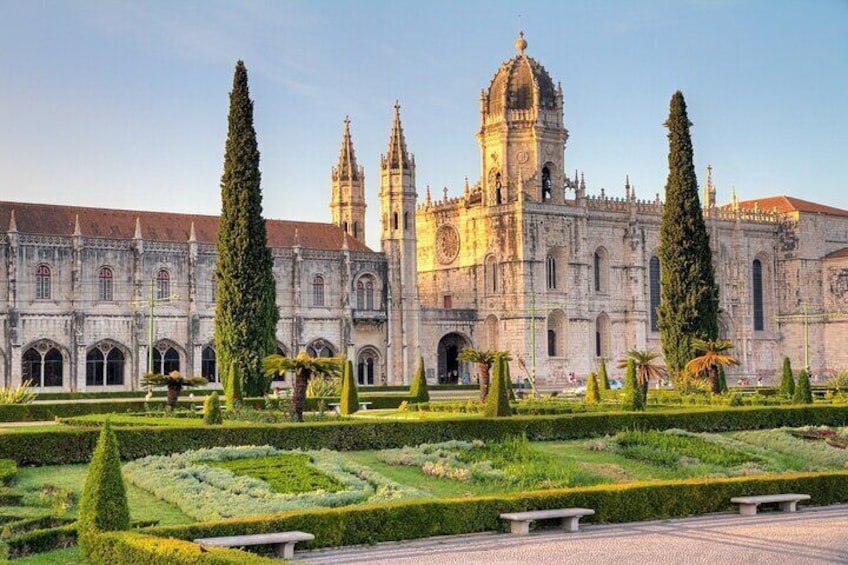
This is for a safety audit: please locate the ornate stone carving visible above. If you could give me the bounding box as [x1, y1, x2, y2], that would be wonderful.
[435, 224, 460, 265]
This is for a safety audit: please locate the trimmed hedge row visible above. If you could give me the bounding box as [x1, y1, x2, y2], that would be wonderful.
[0, 399, 200, 423]
[146, 471, 848, 549]
[1, 404, 846, 466]
[86, 531, 280, 564]
[0, 458, 16, 485]
[5, 523, 77, 559]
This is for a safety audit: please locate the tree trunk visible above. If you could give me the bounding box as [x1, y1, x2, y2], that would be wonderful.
[166, 383, 182, 409]
[478, 362, 490, 403]
[292, 369, 309, 422]
[639, 376, 650, 403]
[710, 366, 721, 395]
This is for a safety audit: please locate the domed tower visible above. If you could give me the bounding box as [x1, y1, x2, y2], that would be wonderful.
[478, 32, 567, 206]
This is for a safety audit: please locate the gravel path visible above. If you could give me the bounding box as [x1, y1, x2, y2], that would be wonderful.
[301, 505, 848, 564]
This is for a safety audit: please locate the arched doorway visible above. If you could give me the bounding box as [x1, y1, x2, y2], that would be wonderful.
[437, 333, 470, 384]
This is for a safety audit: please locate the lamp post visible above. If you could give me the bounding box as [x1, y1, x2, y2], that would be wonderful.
[135, 279, 179, 375]
[775, 300, 841, 374]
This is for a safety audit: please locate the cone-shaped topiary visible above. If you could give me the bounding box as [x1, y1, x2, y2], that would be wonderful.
[780, 357, 796, 398]
[793, 368, 813, 404]
[224, 363, 242, 411]
[598, 357, 610, 390]
[485, 355, 511, 417]
[203, 391, 223, 425]
[340, 360, 359, 415]
[718, 365, 728, 394]
[585, 372, 601, 404]
[78, 421, 130, 556]
[504, 360, 516, 402]
[622, 358, 645, 411]
[409, 357, 429, 403]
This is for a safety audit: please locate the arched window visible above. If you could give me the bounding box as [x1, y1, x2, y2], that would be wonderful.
[356, 280, 365, 310]
[357, 348, 379, 386]
[156, 269, 170, 300]
[542, 166, 552, 201]
[594, 248, 609, 293]
[485, 256, 498, 294]
[392, 212, 399, 231]
[22, 343, 63, 387]
[307, 340, 334, 358]
[98, 267, 114, 302]
[753, 259, 764, 331]
[649, 256, 661, 332]
[403, 211, 409, 231]
[149, 343, 181, 375]
[35, 265, 51, 300]
[546, 256, 557, 290]
[86, 343, 125, 386]
[595, 314, 610, 358]
[485, 315, 499, 350]
[495, 173, 503, 204]
[201, 345, 217, 383]
[365, 279, 374, 310]
[312, 275, 325, 307]
[547, 310, 566, 358]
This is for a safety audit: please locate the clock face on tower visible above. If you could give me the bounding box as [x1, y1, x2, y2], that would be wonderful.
[435, 224, 460, 265]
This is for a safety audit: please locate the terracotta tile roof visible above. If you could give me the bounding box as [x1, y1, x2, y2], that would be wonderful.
[824, 247, 848, 260]
[0, 201, 374, 252]
[730, 195, 848, 217]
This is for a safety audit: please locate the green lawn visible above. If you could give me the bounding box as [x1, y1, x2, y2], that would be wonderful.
[14, 547, 87, 565]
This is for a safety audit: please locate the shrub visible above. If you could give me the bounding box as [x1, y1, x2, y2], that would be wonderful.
[585, 373, 601, 404]
[598, 358, 610, 390]
[339, 360, 359, 416]
[0, 379, 36, 405]
[306, 375, 340, 399]
[225, 364, 242, 410]
[87, 531, 278, 564]
[718, 365, 728, 393]
[794, 369, 813, 404]
[77, 421, 130, 556]
[203, 391, 224, 425]
[409, 357, 429, 404]
[780, 357, 796, 399]
[622, 359, 644, 411]
[0, 459, 16, 486]
[484, 356, 510, 418]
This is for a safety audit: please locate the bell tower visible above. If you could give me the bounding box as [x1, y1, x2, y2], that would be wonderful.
[330, 116, 366, 245]
[380, 102, 420, 384]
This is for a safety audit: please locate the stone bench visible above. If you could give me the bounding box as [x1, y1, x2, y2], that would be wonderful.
[328, 401, 372, 414]
[500, 508, 595, 535]
[195, 531, 314, 559]
[730, 494, 810, 516]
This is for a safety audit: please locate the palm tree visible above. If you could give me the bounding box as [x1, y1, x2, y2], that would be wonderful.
[618, 349, 667, 400]
[685, 339, 740, 395]
[263, 351, 343, 421]
[141, 371, 207, 409]
[457, 348, 497, 403]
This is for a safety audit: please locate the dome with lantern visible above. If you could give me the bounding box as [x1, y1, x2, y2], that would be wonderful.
[484, 32, 560, 116]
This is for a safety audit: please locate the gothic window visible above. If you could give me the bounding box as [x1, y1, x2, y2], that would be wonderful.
[392, 212, 399, 231]
[201, 345, 217, 383]
[86, 343, 125, 386]
[485, 256, 498, 293]
[357, 348, 379, 386]
[649, 256, 661, 332]
[366, 279, 374, 310]
[542, 166, 552, 201]
[312, 275, 325, 307]
[156, 269, 170, 300]
[495, 173, 503, 204]
[594, 248, 609, 293]
[149, 344, 180, 375]
[547, 329, 557, 357]
[98, 267, 113, 302]
[595, 313, 610, 358]
[35, 264, 51, 300]
[753, 259, 764, 331]
[22, 343, 63, 387]
[307, 340, 334, 358]
[355, 275, 377, 310]
[485, 315, 499, 350]
[546, 256, 557, 290]
[547, 310, 565, 358]
[403, 211, 409, 231]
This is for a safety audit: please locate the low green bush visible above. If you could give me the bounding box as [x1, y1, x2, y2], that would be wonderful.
[0, 458, 16, 486]
[86, 531, 278, 564]
[210, 454, 344, 494]
[204, 392, 224, 425]
[2, 405, 847, 466]
[4, 523, 77, 559]
[614, 430, 764, 467]
[0, 489, 23, 505]
[145, 471, 848, 549]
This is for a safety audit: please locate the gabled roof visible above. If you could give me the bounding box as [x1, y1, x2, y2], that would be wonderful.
[732, 195, 848, 217]
[824, 247, 848, 260]
[0, 201, 374, 252]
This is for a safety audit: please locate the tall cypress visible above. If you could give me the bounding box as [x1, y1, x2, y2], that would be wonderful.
[657, 91, 719, 386]
[214, 61, 278, 397]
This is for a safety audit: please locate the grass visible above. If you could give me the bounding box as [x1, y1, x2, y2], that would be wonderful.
[13, 546, 87, 564]
[209, 454, 345, 494]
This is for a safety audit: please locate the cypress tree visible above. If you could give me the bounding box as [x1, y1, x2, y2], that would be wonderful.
[657, 91, 720, 386]
[78, 421, 130, 556]
[214, 61, 278, 398]
[340, 360, 359, 415]
[622, 359, 644, 411]
[224, 363, 242, 411]
[409, 357, 429, 403]
[793, 368, 813, 404]
[780, 357, 796, 398]
[598, 357, 610, 390]
[585, 372, 601, 404]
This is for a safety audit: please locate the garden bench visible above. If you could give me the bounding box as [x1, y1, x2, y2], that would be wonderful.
[328, 401, 372, 414]
[500, 508, 595, 535]
[730, 494, 810, 516]
[195, 531, 314, 559]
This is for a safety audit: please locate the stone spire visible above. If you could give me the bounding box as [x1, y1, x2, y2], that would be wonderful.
[335, 116, 360, 181]
[704, 164, 716, 209]
[386, 101, 411, 169]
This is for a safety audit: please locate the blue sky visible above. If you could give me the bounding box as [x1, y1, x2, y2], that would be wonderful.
[1, 0, 846, 249]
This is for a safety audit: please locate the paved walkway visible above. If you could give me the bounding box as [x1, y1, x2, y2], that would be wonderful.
[301, 505, 848, 564]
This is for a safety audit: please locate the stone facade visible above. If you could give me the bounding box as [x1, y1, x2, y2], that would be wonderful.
[2, 33, 847, 392]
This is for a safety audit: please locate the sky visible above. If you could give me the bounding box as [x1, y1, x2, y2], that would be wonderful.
[0, 0, 846, 250]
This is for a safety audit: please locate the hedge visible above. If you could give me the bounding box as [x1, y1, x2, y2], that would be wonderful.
[0, 399, 201, 423]
[146, 471, 848, 549]
[2, 404, 847, 466]
[86, 531, 279, 565]
[0, 458, 16, 485]
[4, 523, 77, 559]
